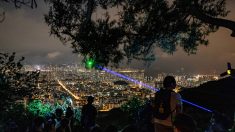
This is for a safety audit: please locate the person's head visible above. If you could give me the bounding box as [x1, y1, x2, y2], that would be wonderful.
[163, 76, 176, 90]
[55, 108, 63, 118]
[173, 113, 197, 132]
[65, 106, 74, 119]
[87, 96, 94, 104]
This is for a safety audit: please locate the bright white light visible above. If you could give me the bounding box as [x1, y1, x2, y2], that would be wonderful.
[67, 97, 73, 104]
[35, 65, 41, 70]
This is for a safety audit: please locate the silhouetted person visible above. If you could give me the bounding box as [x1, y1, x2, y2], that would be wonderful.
[153, 76, 183, 132]
[65, 107, 74, 119]
[173, 113, 197, 132]
[65, 106, 74, 132]
[81, 96, 97, 132]
[56, 118, 70, 132]
[55, 108, 64, 129]
[45, 118, 56, 132]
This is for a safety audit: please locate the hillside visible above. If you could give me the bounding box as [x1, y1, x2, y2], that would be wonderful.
[179, 77, 235, 130]
[180, 77, 235, 117]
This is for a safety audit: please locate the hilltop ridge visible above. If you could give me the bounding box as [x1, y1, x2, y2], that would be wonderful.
[180, 77, 235, 117]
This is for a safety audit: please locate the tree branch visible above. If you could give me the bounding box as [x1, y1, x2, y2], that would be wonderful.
[190, 6, 235, 37]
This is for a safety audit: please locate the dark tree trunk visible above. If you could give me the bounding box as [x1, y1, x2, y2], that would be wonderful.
[190, 5, 235, 37]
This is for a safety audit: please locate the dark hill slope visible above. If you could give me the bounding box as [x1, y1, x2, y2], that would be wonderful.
[180, 77, 235, 117]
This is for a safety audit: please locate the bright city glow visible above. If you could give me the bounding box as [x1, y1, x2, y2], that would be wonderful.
[35, 65, 41, 70]
[57, 80, 79, 100]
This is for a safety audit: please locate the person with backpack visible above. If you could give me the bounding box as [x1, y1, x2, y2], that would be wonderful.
[153, 76, 183, 132]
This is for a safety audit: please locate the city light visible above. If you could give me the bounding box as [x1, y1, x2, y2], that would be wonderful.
[57, 79, 79, 100]
[97, 65, 213, 113]
[227, 70, 231, 75]
[34, 65, 41, 70]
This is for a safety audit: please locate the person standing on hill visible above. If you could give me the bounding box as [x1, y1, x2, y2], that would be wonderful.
[81, 96, 97, 132]
[153, 76, 183, 132]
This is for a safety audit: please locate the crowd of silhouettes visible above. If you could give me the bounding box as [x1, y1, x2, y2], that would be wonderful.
[4, 76, 235, 132]
[2, 77, 198, 132]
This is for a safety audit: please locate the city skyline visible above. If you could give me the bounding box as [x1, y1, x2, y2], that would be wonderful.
[30, 63, 220, 111]
[1, 1, 235, 76]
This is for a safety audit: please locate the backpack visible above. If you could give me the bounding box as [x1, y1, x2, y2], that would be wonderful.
[154, 89, 173, 120]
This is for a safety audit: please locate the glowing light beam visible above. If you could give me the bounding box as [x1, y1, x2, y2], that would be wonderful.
[181, 99, 212, 113]
[96, 65, 213, 113]
[57, 80, 79, 100]
[96, 65, 158, 92]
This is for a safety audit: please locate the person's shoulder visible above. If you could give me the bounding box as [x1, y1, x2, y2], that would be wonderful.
[171, 91, 182, 98]
[171, 90, 180, 94]
[91, 105, 97, 109]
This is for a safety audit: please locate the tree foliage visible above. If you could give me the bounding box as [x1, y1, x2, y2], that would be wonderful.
[121, 97, 144, 120]
[45, 0, 235, 66]
[0, 52, 40, 112]
[27, 99, 52, 117]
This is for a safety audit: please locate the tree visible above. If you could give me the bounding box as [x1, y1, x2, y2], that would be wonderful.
[27, 99, 52, 117]
[121, 97, 144, 121]
[45, 0, 235, 66]
[0, 52, 40, 112]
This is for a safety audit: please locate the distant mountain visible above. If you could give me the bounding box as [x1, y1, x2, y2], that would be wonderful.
[180, 77, 235, 117]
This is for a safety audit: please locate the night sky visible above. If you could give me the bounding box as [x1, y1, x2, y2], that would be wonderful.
[0, 1, 235, 76]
